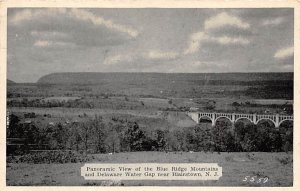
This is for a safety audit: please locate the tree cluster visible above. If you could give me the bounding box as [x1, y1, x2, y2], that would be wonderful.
[7, 114, 293, 156]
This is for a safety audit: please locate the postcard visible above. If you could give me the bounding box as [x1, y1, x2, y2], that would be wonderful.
[0, 0, 299, 189]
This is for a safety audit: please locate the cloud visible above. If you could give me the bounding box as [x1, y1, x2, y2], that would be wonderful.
[31, 30, 68, 39]
[33, 40, 51, 47]
[184, 12, 251, 55]
[190, 61, 210, 69]
[184, 32, 210, 54]
[211, 36, 250, 45]
[33, 40, 76, 48]
[70, 9, 139, 38]
[31, 31, 76, 48]
[184, 32, 250, 54]
[10, 9, 67, 24]
[7, 8, 294, 82]
[261, 17, 284, 26]
[10, 8, 139, 38]
[104, 49, 180, 65]
[274, 46, 293, 59]
[147, 50, 179, 60]
[103, 54, 134, 65]
[204, 12, 250, 31]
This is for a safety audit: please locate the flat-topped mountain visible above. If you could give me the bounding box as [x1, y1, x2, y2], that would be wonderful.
[37, 72, 293, 85]
[7, 79, 16, 84]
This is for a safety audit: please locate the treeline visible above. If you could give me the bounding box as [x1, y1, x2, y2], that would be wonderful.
[245, 86, 293, 100]
[7, 98, 188, 112]
[7, 98, 95, 108]
[7, 114, 293, 156]
[189, 80, 293, 86]
[231, 102, 293, 114]
[7, 98, 143, 110]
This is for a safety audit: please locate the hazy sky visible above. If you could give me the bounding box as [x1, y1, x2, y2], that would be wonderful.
[7, 8, 294, 82]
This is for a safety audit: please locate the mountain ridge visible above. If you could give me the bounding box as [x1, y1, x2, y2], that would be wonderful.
[7, 79, 16, 84]
[37, 72, 293, 85]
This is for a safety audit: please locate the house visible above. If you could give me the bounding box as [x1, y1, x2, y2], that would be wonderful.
[189, 107, 199, 112]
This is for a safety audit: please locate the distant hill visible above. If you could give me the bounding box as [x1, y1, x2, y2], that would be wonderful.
[7, 79, 16, 84]
[37, 72, 293, 85]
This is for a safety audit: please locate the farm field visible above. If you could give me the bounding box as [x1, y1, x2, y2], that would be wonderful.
[6, 152, 293, 186]
[7, 107, 197, 132]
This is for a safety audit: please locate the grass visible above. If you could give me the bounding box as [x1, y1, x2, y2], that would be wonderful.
[7, 108, 197, 131]
[6, 152, 293, 186]
[42, 96, 82, 101]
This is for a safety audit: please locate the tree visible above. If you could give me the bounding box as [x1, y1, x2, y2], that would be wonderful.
[205, 100, 216, 110]
[154, 129, 167, 151]
[173, 129, 188, 151]
[193, 125, 213, 152]
[52, 123, 69, 150]
[232, 102, 241, 111]
[105, 127, 120, 153]
[212, 120, 234, 152]
[238, 123, 258, 152]
[256, 121, 280, 152]
[7, 114, 20, 138]
[124, 122, 146, 151]
[79, 122, 93, 154]
[234, 121, 247, 151]
[279, 121, 293, 152]
[91, 115, 106, 153]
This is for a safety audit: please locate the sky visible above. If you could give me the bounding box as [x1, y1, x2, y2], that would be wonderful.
[7, 8, 294, 83]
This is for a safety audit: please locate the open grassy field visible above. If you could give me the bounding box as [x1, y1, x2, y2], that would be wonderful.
[6, 152, 293, 186]
[7, 107, 197, 132]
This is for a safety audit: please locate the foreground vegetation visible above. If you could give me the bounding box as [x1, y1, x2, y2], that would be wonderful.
[7, 112, 293, 156]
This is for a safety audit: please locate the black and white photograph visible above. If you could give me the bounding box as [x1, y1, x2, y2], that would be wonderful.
[2, 1, 297, 187]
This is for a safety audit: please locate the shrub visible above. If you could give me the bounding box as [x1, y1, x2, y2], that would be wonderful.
[276, 156, 293, 165]
[232, 102, 240, 107]
[8, 150, 93, 164]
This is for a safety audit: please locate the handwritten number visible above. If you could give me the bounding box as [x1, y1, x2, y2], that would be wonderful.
[243, 176, 268, 184]
[250, 176, 256, 182]
[257, 178, 262, 183]
[263, 177, 269, 183]
[243, 176, 250, 181]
